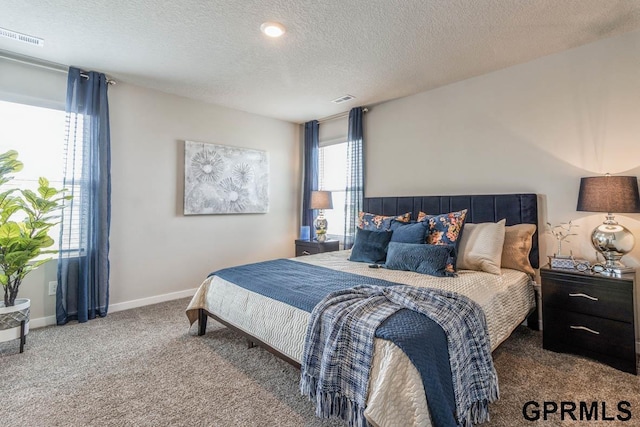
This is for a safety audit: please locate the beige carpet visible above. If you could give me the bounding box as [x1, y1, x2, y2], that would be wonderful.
[1, 298, 638, 426]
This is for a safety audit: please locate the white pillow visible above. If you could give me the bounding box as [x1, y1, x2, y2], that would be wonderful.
[456, 219, 506, 275]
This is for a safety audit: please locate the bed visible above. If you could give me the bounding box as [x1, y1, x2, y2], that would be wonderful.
[186, 193, 540, 427]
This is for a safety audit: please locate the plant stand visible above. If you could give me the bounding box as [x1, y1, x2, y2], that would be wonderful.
[0, 298, 30, 353]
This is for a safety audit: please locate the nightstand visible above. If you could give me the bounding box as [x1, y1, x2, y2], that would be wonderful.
[295, 239, 339, 257]
[541, 266, 637, 374]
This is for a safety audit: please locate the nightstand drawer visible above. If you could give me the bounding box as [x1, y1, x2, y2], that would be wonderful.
[542, 277, 633, 323]
[295, 240, 339, 257]
[296, 246, 318, 256]
[544, 309, 635, 359]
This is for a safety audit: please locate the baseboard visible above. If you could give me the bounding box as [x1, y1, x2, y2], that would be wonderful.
[30, 315, 57, 329]
[29, 288, 198, 329]
[108, 288, 197, 313]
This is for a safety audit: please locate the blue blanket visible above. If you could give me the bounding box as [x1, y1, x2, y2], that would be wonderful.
[211, 259, 495, 426]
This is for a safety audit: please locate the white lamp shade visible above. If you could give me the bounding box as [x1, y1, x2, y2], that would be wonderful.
[310, 191, 333, 210]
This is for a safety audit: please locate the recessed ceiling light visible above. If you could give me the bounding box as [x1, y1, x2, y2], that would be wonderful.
[260, 22, 286, 38]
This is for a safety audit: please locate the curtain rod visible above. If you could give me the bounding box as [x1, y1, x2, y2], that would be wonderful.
[318, 107, 368, 124]
[0, 49, 117, 85]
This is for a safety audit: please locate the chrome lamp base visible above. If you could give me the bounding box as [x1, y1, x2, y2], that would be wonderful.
[597, 263, 635, 277]
[591, 214, 635, 276]
[315, 211, 328, 243]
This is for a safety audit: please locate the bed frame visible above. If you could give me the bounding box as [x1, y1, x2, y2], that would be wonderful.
[197, 193, 541, 367]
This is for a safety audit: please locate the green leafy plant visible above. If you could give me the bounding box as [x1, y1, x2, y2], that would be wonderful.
[0, 150, 70, 307]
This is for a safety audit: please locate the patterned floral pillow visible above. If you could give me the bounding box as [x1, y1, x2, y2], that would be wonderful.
[358, 211, 411, 231]
[417, 209, 468, 273]
[417, 209, 468, 245]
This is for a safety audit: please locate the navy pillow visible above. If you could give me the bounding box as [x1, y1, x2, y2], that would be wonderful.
[349, 228, 393, 263]
[390, 221, 428, 244]
[384, 242, 456, 277]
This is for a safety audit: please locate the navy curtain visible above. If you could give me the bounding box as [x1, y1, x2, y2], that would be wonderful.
[56, 67, 111, 324]
[344, 107, 364, 249]
[302, 120, 319, 239]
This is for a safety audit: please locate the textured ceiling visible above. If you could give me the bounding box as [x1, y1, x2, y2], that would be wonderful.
[2, 0, 640, 123]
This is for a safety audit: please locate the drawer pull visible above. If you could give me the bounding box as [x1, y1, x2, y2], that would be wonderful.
[302, 250, 311, 255]
[568, 293, 598, 301]
[570, 325, 600, 335]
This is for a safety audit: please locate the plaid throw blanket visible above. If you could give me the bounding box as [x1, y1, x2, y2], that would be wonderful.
[300, 284, 498, 427]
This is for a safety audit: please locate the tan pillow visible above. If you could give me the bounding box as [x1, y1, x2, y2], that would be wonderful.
[501, 224, 536, 275]
[456, 219, 506, 275]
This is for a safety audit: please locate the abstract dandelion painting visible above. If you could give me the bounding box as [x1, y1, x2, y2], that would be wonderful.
[184, 141, 269, 215]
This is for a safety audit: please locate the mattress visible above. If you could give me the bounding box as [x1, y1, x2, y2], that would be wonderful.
[186, 250, 535, 427]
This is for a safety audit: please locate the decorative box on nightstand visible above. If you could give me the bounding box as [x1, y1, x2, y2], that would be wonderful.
[541, 266, 637, 374]
[295, 239, 339, 257]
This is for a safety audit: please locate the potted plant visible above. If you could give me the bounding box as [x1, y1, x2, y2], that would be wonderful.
[0, 150, 69, 350]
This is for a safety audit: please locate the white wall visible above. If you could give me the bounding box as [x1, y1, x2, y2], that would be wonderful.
[108, 84, 300, 306]
[0, 60, 300, 324]
[109, 85, 300, 302]
[366, 29, 640, 267]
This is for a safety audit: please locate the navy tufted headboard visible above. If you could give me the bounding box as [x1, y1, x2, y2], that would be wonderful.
[363, 193, 540, 269]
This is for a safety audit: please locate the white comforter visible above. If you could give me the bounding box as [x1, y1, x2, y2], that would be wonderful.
[186, 251, 535, 427]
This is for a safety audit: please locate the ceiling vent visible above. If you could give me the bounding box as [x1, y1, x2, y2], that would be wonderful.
[0, 27, 44, 47]
[331, 94, 355, 104]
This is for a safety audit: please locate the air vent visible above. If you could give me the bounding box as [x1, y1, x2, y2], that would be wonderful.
[331, 94, 355, 104]
[0, 27, 44, 47]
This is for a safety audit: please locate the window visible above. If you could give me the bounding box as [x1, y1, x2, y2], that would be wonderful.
[319, 142, 347, 241]
[0, 100, 69, 253]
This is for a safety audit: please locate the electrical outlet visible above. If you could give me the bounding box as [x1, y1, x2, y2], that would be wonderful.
[48, 281, 57, 296]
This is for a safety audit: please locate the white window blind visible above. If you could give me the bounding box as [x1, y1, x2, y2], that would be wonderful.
[319, 142, 347, 241]
[59, 111, 85, 257]
[319, 116, 348, 147]
[0, 56, 67, 110]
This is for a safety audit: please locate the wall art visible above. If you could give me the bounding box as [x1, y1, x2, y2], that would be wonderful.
[184, 140, 269, 214]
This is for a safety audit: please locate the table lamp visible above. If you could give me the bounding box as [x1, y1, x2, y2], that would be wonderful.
[310, 190, 333, 242]
[577, 174, 640, 275]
